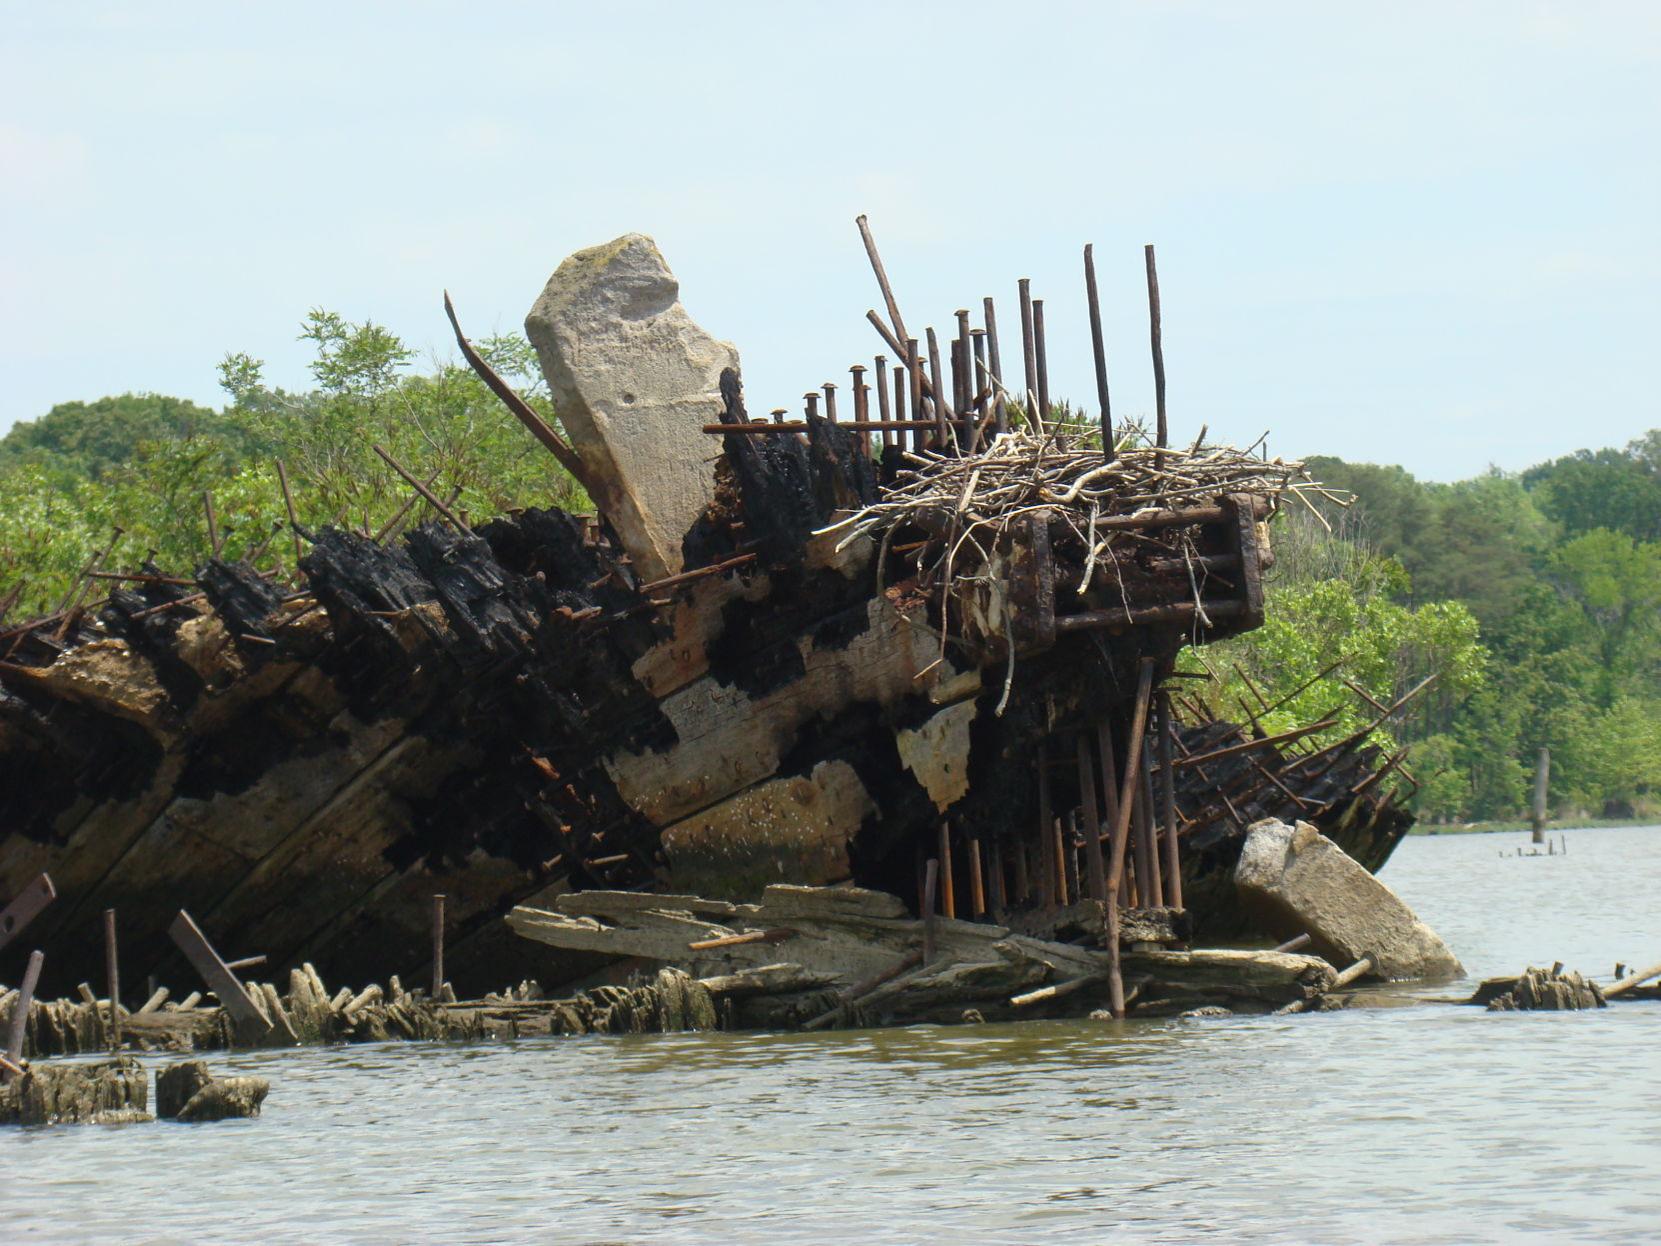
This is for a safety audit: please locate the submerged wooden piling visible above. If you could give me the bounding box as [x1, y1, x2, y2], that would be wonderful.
[3, 949, 43, 1079]
[104, 909, 120, 1053]
[432, 893, 447, 998]
[1531, 747, 1550, 845]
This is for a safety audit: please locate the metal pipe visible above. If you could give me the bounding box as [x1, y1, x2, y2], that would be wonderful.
[1145, 243, 1167, 452]
[1018, 279, 1038, 428]
[938, 821, 956, 919]
[926, 327, 949, 447]
[984, 296, 1007, 434]
[970, 328, 989, 450]
[907, 338, 925, 453]
[1084, 243, 1114, 460]
[874, 355, 892, 447]
[1033, 298, 1051, 423]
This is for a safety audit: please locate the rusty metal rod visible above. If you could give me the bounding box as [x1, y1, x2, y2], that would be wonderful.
[1054, 599, 1245, 633]
[371, 468, 444, 543]
[444, 292, 590, 490]
[1018, 278, 1038, 426]
[874, 355, 892, 447]
[1145, 243, 1167, 453]
[1107, 658, 1157, 901]
[925, 327, 949, 445]
[892, 359, 907, 443]
[970, 328, 989, 451]
[1174, 717, 1339, 770]
[703, 419, 939, 435]
[984, 296, 1007, 435]
[907, 338, 925, 453]
[372, 445, 472, 536]
[1033, 297, 1051, 423]
[1084, 243, 1114, 461]
[866, 310, 948, 412]
[855, 214, 909, 345]
[938, 820, 956, 919]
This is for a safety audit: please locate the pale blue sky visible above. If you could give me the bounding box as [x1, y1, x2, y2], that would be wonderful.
[2, 2, 1656, 479]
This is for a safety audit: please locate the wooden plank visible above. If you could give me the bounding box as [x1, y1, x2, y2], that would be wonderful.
[1228, 494, 1266, 629]
[2, 949, 42, 1078]
[0, 872, 55, 954]
[168, 909, 270, 1034]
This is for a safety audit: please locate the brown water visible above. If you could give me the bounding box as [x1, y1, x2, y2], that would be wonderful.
[3, 827, 1659, 1244]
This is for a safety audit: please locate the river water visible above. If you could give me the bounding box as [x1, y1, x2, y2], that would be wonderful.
[3, 827, 1659, 1244]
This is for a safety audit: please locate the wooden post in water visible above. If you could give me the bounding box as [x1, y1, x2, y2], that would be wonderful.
[104, 908, 120, 1052]
[3, 949, 43, 1079]
[431, 893, 447, 998]
[1531, 747, 1550, 845]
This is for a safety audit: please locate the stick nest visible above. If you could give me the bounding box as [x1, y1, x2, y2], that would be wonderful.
[817, 428, 1342, 710]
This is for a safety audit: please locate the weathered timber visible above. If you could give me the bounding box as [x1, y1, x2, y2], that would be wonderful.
[0, 230, 1409, 1015]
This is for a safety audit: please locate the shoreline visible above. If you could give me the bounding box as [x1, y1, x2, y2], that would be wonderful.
[1412, 817, 1658, 836]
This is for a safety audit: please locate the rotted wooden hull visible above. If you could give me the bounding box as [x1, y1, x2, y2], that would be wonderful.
[0, 389, 1409, 1001]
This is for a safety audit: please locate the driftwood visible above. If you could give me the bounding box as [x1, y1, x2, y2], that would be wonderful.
[508, 886, 1336, 1027]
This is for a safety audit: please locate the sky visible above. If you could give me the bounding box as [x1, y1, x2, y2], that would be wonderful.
[1, 2, 1657, 480]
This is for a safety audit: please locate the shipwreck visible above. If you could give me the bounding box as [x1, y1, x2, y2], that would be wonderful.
[0, 224, 1420, 1029]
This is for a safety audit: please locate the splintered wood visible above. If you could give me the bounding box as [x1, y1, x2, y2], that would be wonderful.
[507, 885, 1337, 1027]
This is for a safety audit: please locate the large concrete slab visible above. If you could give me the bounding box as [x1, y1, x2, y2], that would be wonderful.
[525, 234, 737, 582]
[1234, 818, 1464, 981]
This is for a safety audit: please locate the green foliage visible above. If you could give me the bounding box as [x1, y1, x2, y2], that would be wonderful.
[1296, 436, 1661, 821]
[0, 309, 584, 618]
[0, 393, 245, 478]
[1185, 517, 1488, 765]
